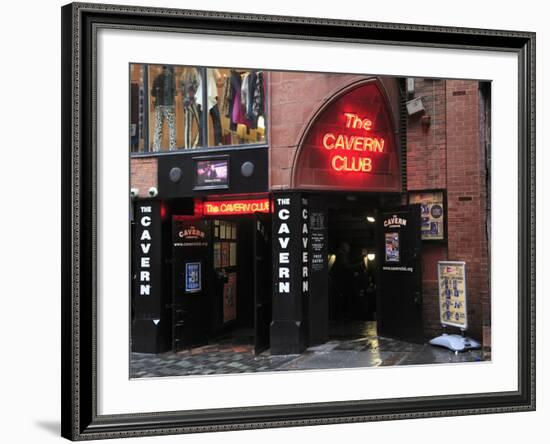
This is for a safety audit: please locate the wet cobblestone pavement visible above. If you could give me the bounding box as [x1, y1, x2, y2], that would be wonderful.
[130, 321, 488, 378]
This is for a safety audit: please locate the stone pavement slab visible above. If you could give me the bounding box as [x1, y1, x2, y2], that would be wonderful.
[130, 321, 488, 378]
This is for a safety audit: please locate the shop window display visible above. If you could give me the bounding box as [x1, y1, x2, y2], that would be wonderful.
[130, 63, 267, 153]
[210, 68, 266, 147]
[129, 64, 145, 152]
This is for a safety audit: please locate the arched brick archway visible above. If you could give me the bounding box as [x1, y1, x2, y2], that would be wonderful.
[290, 78, 402, 192]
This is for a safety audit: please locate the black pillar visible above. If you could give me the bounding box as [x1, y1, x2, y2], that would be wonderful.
[131, 200, 170, 353]
[270, 192, 308, 354]
[307, 196, 329, 345]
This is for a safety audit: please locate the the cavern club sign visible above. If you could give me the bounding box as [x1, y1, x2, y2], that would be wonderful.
[203, 198, 270, 216]
[294, 81, 401, 192]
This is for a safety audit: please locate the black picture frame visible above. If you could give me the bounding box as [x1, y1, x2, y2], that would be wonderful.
[61, 2, 535, 440]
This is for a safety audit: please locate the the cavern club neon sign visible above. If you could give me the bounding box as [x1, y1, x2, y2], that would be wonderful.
[203, 198, 270, 216]
[321, 112, 385, 173]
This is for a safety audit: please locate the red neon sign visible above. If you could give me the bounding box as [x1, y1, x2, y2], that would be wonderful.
[321, 112, 385, 174]
[203, 198, 270, 216]
[294, 81, 400, 192]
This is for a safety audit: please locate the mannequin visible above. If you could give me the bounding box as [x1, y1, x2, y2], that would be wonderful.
[204, 69, 223, 146]
[180, 67, 223, 148]
[179, 67, 201, 149]
[151, 66, 176, 151]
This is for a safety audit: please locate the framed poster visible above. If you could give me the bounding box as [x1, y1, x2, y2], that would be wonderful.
[409, 190, 446, 241]
[221, 242, 230, 268]
[229, 242, 237, 267]
[213, 243, 221, 269]
[185, 262, 201, 293]
[223, 272, 237, 323]
[61, 2, 535, 440]
[384, 232, 400, 263]
[214, 219, 220, 238]
[438, 261, 467, 329]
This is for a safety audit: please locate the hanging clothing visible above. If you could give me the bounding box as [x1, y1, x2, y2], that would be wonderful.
[240, 72, 250, 109]
[210, 103, 223, 146]
[221, 75, 232, 118]
[230, 71, 253, 130]
[228, 70, 242, 131]
[197, 69, 220, 111]
[250, 71, 265, 129]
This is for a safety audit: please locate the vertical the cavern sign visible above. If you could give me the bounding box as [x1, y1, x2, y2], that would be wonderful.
[133, 201, 162, 314]
[271, 193, 309, 354]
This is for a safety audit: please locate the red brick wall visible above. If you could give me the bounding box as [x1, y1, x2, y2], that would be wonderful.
[268, 72, 401, 189]
[406, 79, 489, 343]
[130, 157, 158, 198]
[406, 79, 447, 190]
[406, 79, 449, 339]
[445, 80, 489, 343]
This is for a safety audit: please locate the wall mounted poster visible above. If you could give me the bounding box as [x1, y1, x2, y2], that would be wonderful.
[409, 191, 445, 240]
[213, 243, 221, 269]
[437, 261, 467, 329]
[385, 232, 400, 262]
[185, 262, 201, 293]
[229, 242, 237, 267]
[221, 242, 230, 267]
[223, 273, 237, 323]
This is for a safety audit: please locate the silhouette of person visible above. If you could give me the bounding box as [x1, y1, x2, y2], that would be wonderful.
[330, 242, 359, 319]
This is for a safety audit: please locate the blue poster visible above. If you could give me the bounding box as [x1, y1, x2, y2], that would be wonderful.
[185, 262, 201, 293]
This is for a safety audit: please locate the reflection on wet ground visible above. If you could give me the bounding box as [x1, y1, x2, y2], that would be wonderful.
[130, 321, 488, 378]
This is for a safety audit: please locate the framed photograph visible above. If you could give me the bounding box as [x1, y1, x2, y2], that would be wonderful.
[62, 2, 535, 441]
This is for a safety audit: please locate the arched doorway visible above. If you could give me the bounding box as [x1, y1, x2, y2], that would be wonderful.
[289, 78, 413, 342]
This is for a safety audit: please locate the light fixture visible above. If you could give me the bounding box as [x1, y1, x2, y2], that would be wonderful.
[406, 96, 425, 115]
[367, 253, 375, 261]
[367, 216, 375, 223]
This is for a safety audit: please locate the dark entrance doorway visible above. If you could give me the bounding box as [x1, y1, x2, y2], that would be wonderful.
[322, 195, 424, 345]
[253, 212, 272, 354]
[171, 217, 210, 351]
[319, 194, 381, 346]
[377, 205, 424, 343]
[170, 204, 272, 355]
[206, 213, 273, 354]
[326, 196, 379, 326]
